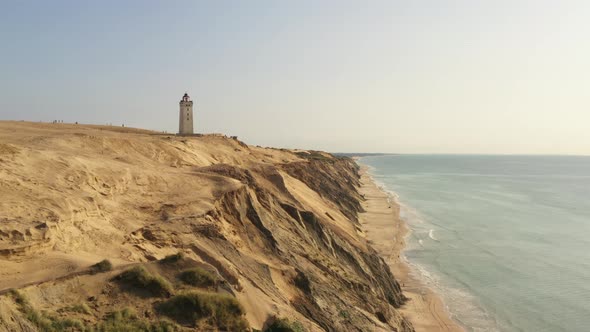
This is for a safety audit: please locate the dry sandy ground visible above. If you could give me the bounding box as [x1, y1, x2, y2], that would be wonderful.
[358, 166, 465, 332]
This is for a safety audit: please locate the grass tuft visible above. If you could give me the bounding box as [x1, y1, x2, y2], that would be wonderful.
[115, 266, 173, 297]
[8, 290, 178, 332]
[159, 252, 184, 265]
[91, 259, 113, 274]
[8, 289, 28, 306]
[62, 303, 92, 315]
[178, 268, 217, 288]
[9, 290, 86, 332]
[293, 271, 311, 294]
[264, 318, 306, 332]
[156, 291, 249, 331]
[96, 308, 178, 332]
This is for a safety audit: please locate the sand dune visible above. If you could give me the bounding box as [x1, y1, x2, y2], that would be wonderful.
[0, 121, 413, 331]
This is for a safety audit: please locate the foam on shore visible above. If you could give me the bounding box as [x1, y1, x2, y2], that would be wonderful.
[358, 163, 465, 332]
[366, 166, 501, 332]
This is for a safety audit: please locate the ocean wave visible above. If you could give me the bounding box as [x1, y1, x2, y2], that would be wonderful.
[407, 261, 501, 332]
[397, 201, 501, 331]
[428, 229, 439, 241]
[360, 158, 500, 330]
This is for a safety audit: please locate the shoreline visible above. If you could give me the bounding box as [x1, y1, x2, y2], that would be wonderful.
[357, 164, 465, 332]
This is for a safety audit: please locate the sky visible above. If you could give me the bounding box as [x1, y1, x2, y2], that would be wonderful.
[1, 1, 589, 154]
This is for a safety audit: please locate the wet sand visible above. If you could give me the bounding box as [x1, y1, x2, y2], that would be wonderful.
[358, 166, 465, 332]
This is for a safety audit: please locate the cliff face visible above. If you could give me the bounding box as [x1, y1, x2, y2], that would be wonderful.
[0, 122, 412, 332]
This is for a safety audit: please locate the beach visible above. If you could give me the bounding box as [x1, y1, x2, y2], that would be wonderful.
[358, 165, 464, 332]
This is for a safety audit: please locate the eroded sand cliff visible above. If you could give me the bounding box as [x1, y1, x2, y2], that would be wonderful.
[0, 121, 413, 332]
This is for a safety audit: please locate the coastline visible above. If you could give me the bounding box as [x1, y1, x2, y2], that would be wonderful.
[357, 164, 464, 332]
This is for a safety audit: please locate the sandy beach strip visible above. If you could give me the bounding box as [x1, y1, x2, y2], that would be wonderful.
[358, 165, 464, 332]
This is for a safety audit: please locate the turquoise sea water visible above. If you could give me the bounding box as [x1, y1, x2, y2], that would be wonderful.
[359, 155, 590, 332]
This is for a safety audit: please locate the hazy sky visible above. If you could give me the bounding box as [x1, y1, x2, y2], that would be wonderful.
[1, 1, 589, 154]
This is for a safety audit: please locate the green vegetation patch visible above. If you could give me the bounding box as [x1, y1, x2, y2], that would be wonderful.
[155, 291, 248, 331]
[8, 291, 178, 332]
[9, 290, 85, 332]
[96, 308, 178, 332]
[264, 318, 306, 332]
[159, 252, 185, 265]
[293, 271, 311, 294]
[61, 303, 92, 315]
[8, 289, 27, 306]
[178, 267, 217, 288]
[338, 310, 350, 320]
[114, 266, 173, 297]
[295, 151, 334, 162]
[91, 259, 113, 274]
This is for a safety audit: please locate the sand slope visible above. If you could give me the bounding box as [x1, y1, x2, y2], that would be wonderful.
[0, 121, 413, 331]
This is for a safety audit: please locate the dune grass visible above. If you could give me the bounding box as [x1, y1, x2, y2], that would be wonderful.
[96, 308, 177, 332]
[9, 290, 85, 332]
[115, 266, 173, 297]
[159, 252, 184, 265]
[178, 267, 217, 288]
[90, 259, 113, 274]
[61, 303, 92, 315]
[8, 290, 178, 332]
[264, 318, 306, 332]
[155, 291, 248, 331]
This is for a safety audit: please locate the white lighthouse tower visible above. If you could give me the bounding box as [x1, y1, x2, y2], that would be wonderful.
[178, 92, 194, 135]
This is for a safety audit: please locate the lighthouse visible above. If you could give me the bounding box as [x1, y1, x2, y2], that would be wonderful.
[179, 92, 194, 135]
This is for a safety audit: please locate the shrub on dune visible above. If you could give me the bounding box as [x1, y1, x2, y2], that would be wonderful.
[178, 267, 217, 288]
[159, 252, 184, 265]
[264, 318, 306, 332]
[91, 259, 113, 274]
[114, 266, 173, 297]
[156, 291, 248, 331]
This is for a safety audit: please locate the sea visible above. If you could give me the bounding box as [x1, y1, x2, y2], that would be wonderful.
[359, 155, 590, 332]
